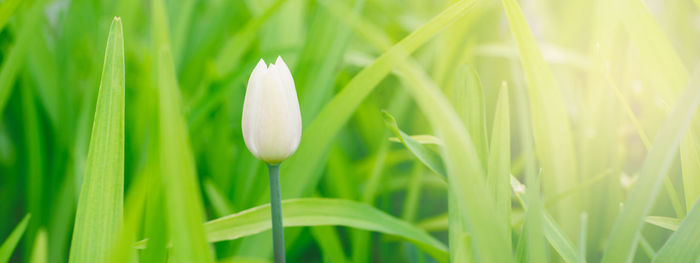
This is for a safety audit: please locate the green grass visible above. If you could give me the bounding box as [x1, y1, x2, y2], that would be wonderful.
[68, 17, 125, 263]
[2, 0, 700, 262]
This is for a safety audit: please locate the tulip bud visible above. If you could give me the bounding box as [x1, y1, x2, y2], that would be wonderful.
[242, 57, 302, 164]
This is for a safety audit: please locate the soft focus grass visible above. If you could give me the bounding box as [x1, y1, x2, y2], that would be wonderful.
[1, 0, 700, 262]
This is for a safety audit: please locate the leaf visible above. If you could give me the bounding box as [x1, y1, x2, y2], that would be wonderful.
[652, 200, 700, 262]
[502, 0, 579, 236]
[29, 229, 47, 263]
[68, 17, 125, 263]
[542, 213, 580, 263]
[382, 111, 446, 178]
[137, 198, 448, 262]
[487, 84, 511, 249]
[601, 72, 700, 263]
[645, 216, 680, 231]
[152, 0, 214, 262]
[0, 214, 31, 263]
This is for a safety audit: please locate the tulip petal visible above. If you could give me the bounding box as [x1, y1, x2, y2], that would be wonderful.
[242, 60, 268, 157]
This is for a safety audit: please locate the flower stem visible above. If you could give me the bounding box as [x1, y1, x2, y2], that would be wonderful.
[268, 164, 285, 263]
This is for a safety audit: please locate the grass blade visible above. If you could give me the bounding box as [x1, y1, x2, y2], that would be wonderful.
[448, 64, 488, 167]
[645, 217, 680, 231]
[29, 229, 47, 263]
[383, 111, 446, 178]
[601, 72, 700, 263]
[652, 200, 700, 262]
[135, 198, 448, 262]
[511, 178, 582, 263]
[487, 83, 511, 249]
[0, 214, 30, 263]
[68, 17, 125, 263]
[502, 0, 579, 236]
[152, 0, 214, 261]
[206, 198, 447, 262]
[680, 133, 700, 211]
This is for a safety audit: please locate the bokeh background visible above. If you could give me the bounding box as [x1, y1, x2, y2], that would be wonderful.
[1, 0, 700, 262]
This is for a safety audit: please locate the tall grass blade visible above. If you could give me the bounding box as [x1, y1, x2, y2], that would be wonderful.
[487, 84, 511, 250]
[152, 0, 214, 261]
[0, 214, 30, 263]
[29, 229, 47, 263]
[448, 65, 488, 167]
[601, 72, 700, 263]
[502, 0, 579, 236]
[68, 17, 125, 263]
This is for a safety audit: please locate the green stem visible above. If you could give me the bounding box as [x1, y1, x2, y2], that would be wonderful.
[268, 164, 285, 263]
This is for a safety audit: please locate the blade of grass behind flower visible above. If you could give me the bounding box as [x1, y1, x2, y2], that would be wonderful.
[502, 0, 579, 236]
[0, 214, 30, 263]
[68, 17, 125, 263]
[487, 83, 512, 251]
[652, 200, 700, 262]
[601, 72, 700, 263]
[152, 0, 214, 262]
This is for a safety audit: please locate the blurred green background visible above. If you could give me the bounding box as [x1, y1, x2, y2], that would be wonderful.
[1, 0, 700, 262]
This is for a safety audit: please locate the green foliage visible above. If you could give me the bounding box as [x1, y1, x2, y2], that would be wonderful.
[2, 0, 700, 262]
[68, 17, 125, 263]
[383, 111, 446, 178]
[152, 0, 214, 262]
[0, 214, 30, 263]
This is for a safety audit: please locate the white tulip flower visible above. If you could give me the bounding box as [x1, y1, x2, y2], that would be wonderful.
[242, 56, 302, 164]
